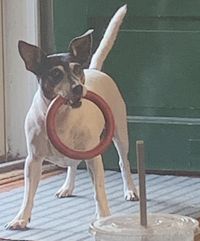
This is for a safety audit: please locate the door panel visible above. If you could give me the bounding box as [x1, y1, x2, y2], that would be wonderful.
[100, 1, 200, 171]
[53, 0, 200, 172]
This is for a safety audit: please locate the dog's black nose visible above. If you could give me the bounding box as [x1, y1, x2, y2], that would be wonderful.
[72, 85, 83, 96]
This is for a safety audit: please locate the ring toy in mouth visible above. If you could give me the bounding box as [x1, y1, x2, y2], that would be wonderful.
[46, 90, 115, 160]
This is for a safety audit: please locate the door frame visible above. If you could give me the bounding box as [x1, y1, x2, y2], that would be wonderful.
[0, 1, 5, 159]
[1, 0, 39, 160]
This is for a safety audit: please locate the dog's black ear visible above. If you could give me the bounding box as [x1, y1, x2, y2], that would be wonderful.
[68, 29, 93, 65]
[18, 41, 46, 76]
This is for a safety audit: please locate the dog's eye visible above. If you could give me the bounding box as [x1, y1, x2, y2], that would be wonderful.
[49, 68, 64, 83]
[73, 64, 82, 76]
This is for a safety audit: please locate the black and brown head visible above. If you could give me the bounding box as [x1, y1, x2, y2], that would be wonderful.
[18, 30, 93, 107]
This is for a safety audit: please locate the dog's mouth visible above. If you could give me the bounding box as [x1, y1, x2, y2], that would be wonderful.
[68, 95, 82, 108]
[62, 84, 85, 108]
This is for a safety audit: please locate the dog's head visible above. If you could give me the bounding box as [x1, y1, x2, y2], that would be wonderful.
[18, 30, 93, 108]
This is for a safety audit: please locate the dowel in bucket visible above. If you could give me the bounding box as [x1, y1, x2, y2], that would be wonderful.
[136, 140, 147, 227]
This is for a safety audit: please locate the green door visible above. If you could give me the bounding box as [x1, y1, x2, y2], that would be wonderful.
[53, 0, 200, 172]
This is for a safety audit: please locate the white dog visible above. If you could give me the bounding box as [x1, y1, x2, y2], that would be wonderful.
[6, 5, 138, 230]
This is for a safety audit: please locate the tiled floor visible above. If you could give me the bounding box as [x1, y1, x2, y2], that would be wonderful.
[0, 170, 200, 241]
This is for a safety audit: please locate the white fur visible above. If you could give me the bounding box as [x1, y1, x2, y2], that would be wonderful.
[6, 5, 138, 230]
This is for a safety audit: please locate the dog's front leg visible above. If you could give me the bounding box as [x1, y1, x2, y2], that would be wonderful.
[6, 156, 43, 230]
[86, 156, 110, 219]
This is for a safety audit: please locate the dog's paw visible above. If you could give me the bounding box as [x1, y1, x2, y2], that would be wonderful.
[124, 190, 139, 201]
[55, 187, 73, 198]
[5, 219, 29, 230]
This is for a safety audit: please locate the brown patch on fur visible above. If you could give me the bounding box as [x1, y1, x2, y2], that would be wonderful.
[40, 79, 57, 100]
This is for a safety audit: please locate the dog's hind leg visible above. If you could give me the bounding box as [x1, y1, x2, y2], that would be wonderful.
[113, 135, 139, 201]
[113, 114, 139, 201]
[86, 156, 110, 218]
[6, 157, 43, 230]
[56, 161, 80, 198]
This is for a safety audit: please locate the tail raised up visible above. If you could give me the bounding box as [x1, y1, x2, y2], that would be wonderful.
[89, 5, 127, 71]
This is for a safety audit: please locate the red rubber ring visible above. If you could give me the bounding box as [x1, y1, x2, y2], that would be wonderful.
[46, 90, 115, 160]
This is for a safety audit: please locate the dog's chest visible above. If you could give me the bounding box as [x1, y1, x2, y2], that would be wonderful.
[57, 120, 92, 151]
[46, 99, 104, 164]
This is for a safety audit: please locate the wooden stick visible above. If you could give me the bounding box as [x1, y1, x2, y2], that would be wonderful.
[136, 140, 147, 227]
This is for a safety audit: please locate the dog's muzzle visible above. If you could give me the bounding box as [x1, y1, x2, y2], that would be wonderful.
[64, 84, 83, 108]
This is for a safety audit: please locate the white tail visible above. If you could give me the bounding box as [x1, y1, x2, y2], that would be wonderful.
[89, 5, 127, 71]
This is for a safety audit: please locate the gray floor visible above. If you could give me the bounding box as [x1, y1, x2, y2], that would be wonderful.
[0, 170, 200, 241]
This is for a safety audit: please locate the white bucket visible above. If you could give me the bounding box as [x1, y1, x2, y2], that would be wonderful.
[90, 213, 199, 241]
